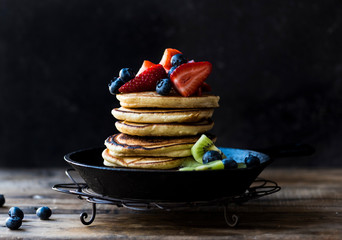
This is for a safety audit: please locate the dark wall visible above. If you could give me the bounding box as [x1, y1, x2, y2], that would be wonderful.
[0, 0, 341, 167]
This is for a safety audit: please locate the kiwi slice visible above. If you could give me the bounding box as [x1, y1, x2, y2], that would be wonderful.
[180, 157, 202, 168]
[191, 134, 225, 163]
[195, 160, 224, 171]
[237, 163, 247, 168]
[179, 157, 202, 171]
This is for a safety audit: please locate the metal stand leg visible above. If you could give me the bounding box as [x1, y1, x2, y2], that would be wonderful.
[80, 203, 97, 225]
[223, 205, 239, 227]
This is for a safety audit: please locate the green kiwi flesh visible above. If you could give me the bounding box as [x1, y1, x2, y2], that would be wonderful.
[191, 134, 225, 163]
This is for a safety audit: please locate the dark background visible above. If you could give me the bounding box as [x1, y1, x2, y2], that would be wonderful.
[0, 0, 341, 167]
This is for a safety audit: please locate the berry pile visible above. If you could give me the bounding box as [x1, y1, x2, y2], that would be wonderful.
[6, 207, 24, 230]
[180, 134, 261, 171]
[108, 68, 136, 95]
[1, 194, 53, 230]
[108, 48, 213, 97]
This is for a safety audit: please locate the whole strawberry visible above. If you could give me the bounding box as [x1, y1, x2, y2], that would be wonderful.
[119, 64, 166, 93]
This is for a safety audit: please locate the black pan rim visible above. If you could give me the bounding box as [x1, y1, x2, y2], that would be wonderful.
[64, 146, 273, 173]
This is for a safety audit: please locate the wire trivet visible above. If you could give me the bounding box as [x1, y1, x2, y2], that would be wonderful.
[52, 169, 280, 227]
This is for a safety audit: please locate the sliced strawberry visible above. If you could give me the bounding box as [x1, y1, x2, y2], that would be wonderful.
[119, 64, 166, 93]
[159, 48, 182, 73]
[170, 62, 212, 97]
[136, 60, 156, 76]
[196, 87, 202, 97]
[201, 82, 212, 92]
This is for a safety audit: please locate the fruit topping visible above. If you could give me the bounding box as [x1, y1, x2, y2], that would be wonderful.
[222, 158, 238, 169]
[108, 77, 125, 95]
[191, 134, 224, 163]
[156, 78, 172, 96]
[36, 206, 52, 220]
[119, 68, 135, 82]
[195, 160, 224, 171]
[178, 157, 203, 171]
[168, 66, 177, 78]
[8, 207, 24, 220]
[136, 60, 156, 76]
[171, 54, 187, 67]
[119, 64, 166, 93]
[245, 155, 261, 167]
[196, 87, 202, 97]
[238, 163, 247, 168]
[170, 62, 212, 97]
[201, 82, 212, 92]
[202, 150, 222, 164]
[6, 216, 22, 230]
[159, 48, 182, 72]
[109, 49, 214, 96]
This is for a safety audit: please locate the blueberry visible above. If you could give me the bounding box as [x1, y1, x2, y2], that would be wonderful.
[202, 150, 222, 164]
[168, 66, 177, 78]
[119, 68, 135, 82]
[6, 216, 22, 230]
[108, 77, 125, 95]
[36, 206, 52, 220]
[8, 207, 24, 220]
[222, 159, 238, 169]
[244, 155, 260, 168]
[171, 54, 187, 67]
[0, 194, 5, 207]
[156, 78, 172, 96]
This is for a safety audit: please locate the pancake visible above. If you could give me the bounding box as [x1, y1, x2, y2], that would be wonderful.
[102, 148, 186, 169]
[105, 133, 217, 157]
[115, 119, 214, 137]
[112, 107, 214, 123]
[116, 91, 220, 109]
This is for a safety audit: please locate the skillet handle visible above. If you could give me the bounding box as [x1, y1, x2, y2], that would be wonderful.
[258, 144, 315, 159]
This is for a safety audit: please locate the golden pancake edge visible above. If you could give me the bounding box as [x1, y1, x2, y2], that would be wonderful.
[116, 91, 220, 109]
[115, 119, 214, 137]
[112, 107, 214, 123]
[102, 149, 188, 169]
[105, 133, 217, 157]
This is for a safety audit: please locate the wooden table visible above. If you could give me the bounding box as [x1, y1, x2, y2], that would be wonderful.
[0, 168, 341, 239]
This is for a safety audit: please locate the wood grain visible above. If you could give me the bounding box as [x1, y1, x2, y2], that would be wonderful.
[0, 168, 341, 239]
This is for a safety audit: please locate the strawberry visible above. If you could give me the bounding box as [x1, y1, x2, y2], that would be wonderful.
[196, 87, 202, 97]
[201, 82, 212, 92]
[119, 64, 166, 93]
[159, 48, 182, 73]
[136, 60, 156, 76]
[170, 62, 212, 97]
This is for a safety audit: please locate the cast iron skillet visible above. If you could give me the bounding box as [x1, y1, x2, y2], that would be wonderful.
[64, 144, 313, 202]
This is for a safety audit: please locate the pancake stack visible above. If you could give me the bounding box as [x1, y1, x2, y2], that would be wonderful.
[102, 91, 220, 169]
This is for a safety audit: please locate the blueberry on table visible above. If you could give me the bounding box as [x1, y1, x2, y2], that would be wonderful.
[156, 78, 172, 96]
[119, 68, 135, 82]
[222, 159, 238, 169]
[6, 216, 22, 230]
[202, 150, 223, 164]
[171, 54, 187, 67]
[108, 77, 125, 95]
[244, 155, 261, 168]
[8, 207, 24, 220]
[0, 194, 5, 207]
[36, 206, 52, 220]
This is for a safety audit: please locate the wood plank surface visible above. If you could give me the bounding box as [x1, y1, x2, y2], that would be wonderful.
[0, 168, 341, 239]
